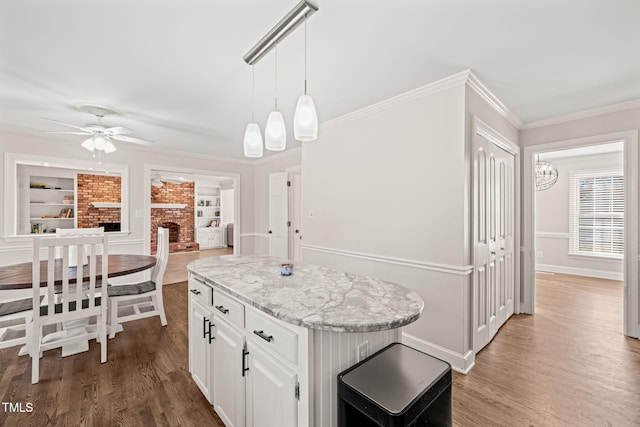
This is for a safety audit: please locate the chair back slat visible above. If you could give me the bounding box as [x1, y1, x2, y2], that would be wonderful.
[151, 227, 169, 285]
[33, 234, 108, 322]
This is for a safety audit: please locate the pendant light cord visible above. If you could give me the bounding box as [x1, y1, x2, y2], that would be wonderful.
[274, 43, 278, 111]
[251, 65, 255, 122]
[304, 15, 308, 95]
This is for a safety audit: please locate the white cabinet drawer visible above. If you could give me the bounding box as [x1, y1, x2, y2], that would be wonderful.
[246, 307, 298, 365]
[189, 276, 213, 307]
[213, 290, 245, 329]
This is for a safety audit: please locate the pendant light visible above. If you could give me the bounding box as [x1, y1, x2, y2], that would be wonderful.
[265, 43, 286, 151]
[243, 65, 264, 158]
[294, 16, 318, 141]
[535, 154, 559, 191]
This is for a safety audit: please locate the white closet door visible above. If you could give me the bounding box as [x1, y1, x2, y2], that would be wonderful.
[269, 172, 289, 259]
[474, 132, 515, 353]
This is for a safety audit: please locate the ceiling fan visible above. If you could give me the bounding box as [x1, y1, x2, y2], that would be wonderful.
[43, 104, 154, 158]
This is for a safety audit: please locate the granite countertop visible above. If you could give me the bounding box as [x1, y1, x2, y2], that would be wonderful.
[187, 255, 423, 333]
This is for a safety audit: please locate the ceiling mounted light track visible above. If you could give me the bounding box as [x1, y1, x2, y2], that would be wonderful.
[243, 0, 319, 66]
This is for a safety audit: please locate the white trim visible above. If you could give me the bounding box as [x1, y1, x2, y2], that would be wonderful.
[91, 202, 122, 208]
[150, 203, 187, 209]
[536, 264, 623, 281]
[467, 72, 523, 129]
[474, 118, 520, 155]
[522, 98, 640, 130]
[536, 231, 569, 239]
[523, 130, 638, 337]
[402, 332, 474, 374]
[320, 70, 472, 131]
[240, 233, 270, 239]
[302, 244, 473, 276]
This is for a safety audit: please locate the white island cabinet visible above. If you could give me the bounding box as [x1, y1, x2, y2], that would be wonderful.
[187, 255, 423, 427]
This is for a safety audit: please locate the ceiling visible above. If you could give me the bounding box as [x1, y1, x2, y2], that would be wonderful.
[539, 141, 624, 161]
[2, 0, 639, 160]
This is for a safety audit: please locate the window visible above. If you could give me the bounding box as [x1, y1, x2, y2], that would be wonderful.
[569, 169, 624, 258]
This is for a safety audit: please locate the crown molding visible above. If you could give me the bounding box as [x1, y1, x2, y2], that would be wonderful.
[466, 71, 523, 129]
[522, 98, 640, 130]
[319, 69, 523, 132]
[320, 69, 473, 131]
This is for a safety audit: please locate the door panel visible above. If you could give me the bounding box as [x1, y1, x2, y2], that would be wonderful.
[213, 316, 246, 427]
[474, 133, 515, 353]
[269, 172, 289, 259]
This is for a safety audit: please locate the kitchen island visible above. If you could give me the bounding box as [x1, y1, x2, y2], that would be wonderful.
[187, 255, 423, 427]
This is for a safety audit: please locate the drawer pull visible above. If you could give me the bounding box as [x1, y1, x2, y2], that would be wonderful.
[190, 289, 201, 295]
[215, 305, 229, 314]
[193, 277, 206, 285]
[253, 330, 273, 342]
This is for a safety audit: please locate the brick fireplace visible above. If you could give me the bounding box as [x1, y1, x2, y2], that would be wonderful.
[151, 181, 198, 254]
[77, 173, 121, 228]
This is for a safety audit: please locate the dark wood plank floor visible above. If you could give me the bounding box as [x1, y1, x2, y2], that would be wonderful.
[453, 273, 640, 426]
[0, 281, 224, 427]
[1, 273, 639, 426]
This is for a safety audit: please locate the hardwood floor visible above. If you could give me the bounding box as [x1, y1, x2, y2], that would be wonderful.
[453, 273, 640, 426]
[0, 282, 224, 427]
[1, 271, 638, 426]
[164, 247, 233, 285]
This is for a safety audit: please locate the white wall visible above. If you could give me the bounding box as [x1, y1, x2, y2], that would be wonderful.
[0, 132, 255, 264]
[220, 188, 234, 225]
[301, 74, 520, 372]
[535, 152, 623, 280]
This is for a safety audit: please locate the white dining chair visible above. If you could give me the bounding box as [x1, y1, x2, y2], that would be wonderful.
[0, 294, 42, 351]
[107, 227, 168, 339]
[56, 227, 104, 267]
[30, 233, 109, 384]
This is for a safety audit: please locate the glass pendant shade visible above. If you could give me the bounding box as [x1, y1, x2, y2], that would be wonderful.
[81, 137, 96, 152]
[243, 122, 264, 158]
[94, 134, 107, 150]
[265, 111, 286, 151]
[104, 140, 117, 153]
[294, 94, 318, 141]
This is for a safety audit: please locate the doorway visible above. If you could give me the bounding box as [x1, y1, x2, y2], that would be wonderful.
[523, 131, 639, 338]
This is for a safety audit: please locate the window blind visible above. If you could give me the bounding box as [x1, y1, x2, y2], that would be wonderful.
[569, 169, 624, 258]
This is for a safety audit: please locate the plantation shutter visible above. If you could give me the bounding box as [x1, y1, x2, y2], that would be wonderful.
[569, 169, 624, 258]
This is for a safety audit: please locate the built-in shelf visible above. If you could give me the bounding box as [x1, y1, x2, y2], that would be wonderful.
[91, 202, 122, 208]
[30, 203, 71, 206]
[30, 217, 74, 221]
[151, 203, 187, 209]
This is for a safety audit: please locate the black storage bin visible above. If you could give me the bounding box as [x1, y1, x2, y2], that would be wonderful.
[337, 342, 452, 427]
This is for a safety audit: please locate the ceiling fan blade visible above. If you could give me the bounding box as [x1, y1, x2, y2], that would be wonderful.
[111, 134, 154, 146]
[43, 118, 92, 132]
[43, 131, 92, 135]
[104, 126, 133, 135]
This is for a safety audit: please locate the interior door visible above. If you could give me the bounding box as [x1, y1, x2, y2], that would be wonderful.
[289, 172, 302, 261]
[269, 172, 289, 259]
[474, 133, 515, 353]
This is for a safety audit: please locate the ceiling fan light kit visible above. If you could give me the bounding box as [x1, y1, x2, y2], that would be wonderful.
[243, 0, 319, 158]
[43, 103, 154, 161]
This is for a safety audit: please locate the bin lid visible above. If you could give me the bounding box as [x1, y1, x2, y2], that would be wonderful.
[341, 343, 450, 414]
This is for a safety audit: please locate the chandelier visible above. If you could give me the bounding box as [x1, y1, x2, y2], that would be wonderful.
[535, 155, 558, 191]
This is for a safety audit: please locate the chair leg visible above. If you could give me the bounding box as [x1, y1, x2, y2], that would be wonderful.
[31, 325, 40, 384]
[109, 298, 118, 339]
[99, 314, 107, 363]
[156, 290, 167, 327]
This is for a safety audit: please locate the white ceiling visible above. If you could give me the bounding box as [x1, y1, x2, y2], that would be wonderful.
[539, 141, 624, 161]
[2, 0, 639, 160]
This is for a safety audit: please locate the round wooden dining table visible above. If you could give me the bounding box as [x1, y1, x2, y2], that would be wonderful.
[0, 255, 156, 290]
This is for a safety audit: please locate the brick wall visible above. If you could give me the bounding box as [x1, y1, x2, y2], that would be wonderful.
[77, 174, 121, 228]
[151, 181, 195, 253]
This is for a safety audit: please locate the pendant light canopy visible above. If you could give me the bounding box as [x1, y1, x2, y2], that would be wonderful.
[294, 17, 318, 141]
[244, 65, 264, 158]
[265, 44, 286, 151]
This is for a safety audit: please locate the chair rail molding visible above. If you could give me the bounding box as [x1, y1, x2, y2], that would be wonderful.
[301, 244, 473, 276]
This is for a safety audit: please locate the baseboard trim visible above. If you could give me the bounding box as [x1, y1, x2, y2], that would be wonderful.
[302, 244, 473, 276]
[536, 263, 623, 281]
[402, 332, 475, 374]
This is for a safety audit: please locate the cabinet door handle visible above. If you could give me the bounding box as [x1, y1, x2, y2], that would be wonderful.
[215, 305, 229, 314]
[253, 330, 273, 342]
[242, 346, 250, 377]
[268, 230, 273, 234]
[203, 317, 215, 342]
[190, 289, 201, 295]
